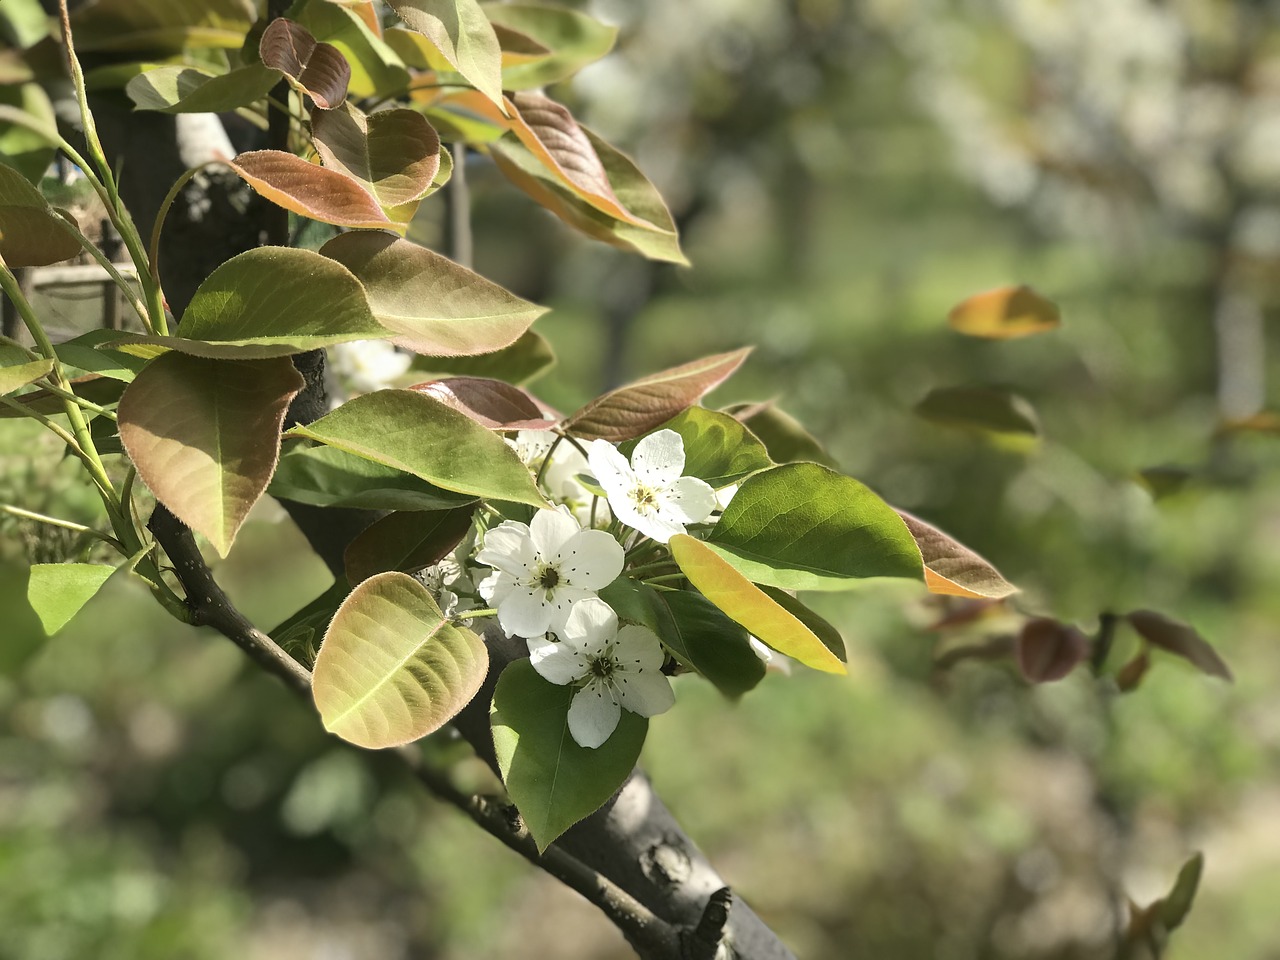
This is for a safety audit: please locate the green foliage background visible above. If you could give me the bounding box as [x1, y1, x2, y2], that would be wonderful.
[3, 2, 1280, 958]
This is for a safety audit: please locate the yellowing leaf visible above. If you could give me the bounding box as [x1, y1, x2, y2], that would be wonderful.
[669, 534, 846, 675]
[228, 150, 391, 229]
[388, 0, 504, 109]
[0, 357, 54, 396]
[896, 509, 1017, 600]
[947, 284, 1060, 339]
[312, 106, 441, 207]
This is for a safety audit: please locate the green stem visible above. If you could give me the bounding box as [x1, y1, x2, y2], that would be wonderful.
[628, 561, 678, 578]
[535, 433, 566, 489]
[148, 164, 210, 291]
[33, 378, 118, 420]
[642, 573, 687, 585]
[54, 211, 152, 331]
[453, 607, 497, 621]
[0, 503, 123, 549]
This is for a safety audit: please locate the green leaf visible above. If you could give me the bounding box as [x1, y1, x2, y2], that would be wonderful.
[948, 284, 1060, 340]
[896, 509, 1018, 600]
[288, 0, 410, 99]
[0, 0, 50, 50]
[408, 329, 555, 385]
[312, 571, 488, 748]
[271, 442, 476, 511]
[287, 389, 549, 509]
[669, 535, 846, 675]
[389, 0, 504, 109]
[490, 659, 647, 851]
[564, 348, 750, 442]
[0, 374, 125, 419]
[1126, 610, 1232, 681]
[259, 18, 350, 109]
[71, 0, 257, 52]
[705, 463, 924, 590]
[915, 385, 1041, 440]
[313, 106, 441, 208]
[229, 151, 393, 230]
[0, 161, 83, 267]
[0, 83, 57, 183]
[320, 232, 547, 356]
[344, 506, 476, 585]
[635, 406, 772, 488]
[118, 353, 304, 556]
[53, 330, 149, 382]
[482, 3, 617, 89]
[126, 64, 279, 113]
[756, 586, 846, 661]
[653, 588, 764, 698]
[26, 562, 115, 636]
[1157, 852, 1204, 932]
[0, 357, 53, 396]
[270, 580, 351, 657]
[724, 401, 838, 468]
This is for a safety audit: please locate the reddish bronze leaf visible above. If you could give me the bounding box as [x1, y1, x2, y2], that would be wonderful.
[259, 17, 351, 109]
[1016, 618, 1090, 684]
[228, 150, 390, 228]
[1127, 609, 1232, 681]
[896, 509, 1018, 600]
[408, 377, 556, 430]
[312, 106, 441, 207]
[563, 348, 751, 442]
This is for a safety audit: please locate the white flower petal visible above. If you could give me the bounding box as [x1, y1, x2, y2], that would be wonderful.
[560, 597, 618, 654]
[614, 668, 675, 717]
[567, 681, 621, 748]
[588, 439, 634, 496]
[631, 429, 685, 485]
[527, 634, 587, 685]
[714, 483, 739, 511]
[478, 570, 512, 604]
[662, 475, 717, 526]
[555, 529, 624, 590]
[529, 506, 581, 558]
[628, 509, 687, 544]
[613, 624, 668, 672]
[546, 586, 593, 633]
[496, 585, 551, 638]
[476, 522, 536, 576]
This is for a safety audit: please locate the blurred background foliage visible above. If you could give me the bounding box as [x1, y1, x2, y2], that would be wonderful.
[3, 0, 1280, 957]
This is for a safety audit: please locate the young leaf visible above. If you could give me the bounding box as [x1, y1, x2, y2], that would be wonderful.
[408, 330, 555, 385]
[126, 63, 279, 113]
[343, 506, 476, 584]
[260, 17, 351, 108]
[27, 562, 115, 636]
[1126, 609, 1232, 681]
[0, 161, 83, 266]
[312, 571, 488, 748]
[481, 3, 618, 89]
[563, 348, 750, 442]
[408, 377, 555, 430]
[637, 406, 772, 488]
[948, 284, 1060, 339]
[490, 659, 647, 851]
[288, 0, 410, 99]
[388, 0, 504, 110]
[287, 389, 549, 509]
[705, 463, 924, 591]
[229, 151, 392, 228]
[118, 354, 304, 556]
[271, 442, 477, 511]
[320, 232, 547, 356]
[915, 385, 1041, 440]
[1016, 618, 1089, 684]
[724, 401, 838, 468]
[669, 534, 846, 675]
[653, 588, 765, 699]
[0, 358, 53, 396]
[312, 106, 441, 207]
[895, 509, 1018, 600]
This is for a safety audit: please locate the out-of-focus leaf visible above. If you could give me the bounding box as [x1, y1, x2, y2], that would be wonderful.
[0, 161, 82, 266]
[229, 151, 392, 229]
[0, 357, 53, 396]
[71, 0, 257, 52]
[312, 106, 440, 206]
[1157, 852, 1203, 932]
[287, 389, 549, 508]
[896, 509, 1017, 600]
[0, 82, 56, 182]
[0, 374, 124, 418]
[260, 17, 350, 109]
[26, 562, 115, 635]
[343, 506, 475, 584]
[563, 348, 750, 441]
[915, 385, 1041, 439]
[119, 354, 303, 556]
[408, 377, 555, 430]
[724, 401, 838, 468]
[126, 63, 278, 113]
[271, 443, 476, 511]
[705, 463, 924, 590]
[653, 588, 765, 698]
[320, 232, 546, 356]
[408, 330, 555, 385]
[1127, 609, 1232, 681]
[669, 534, 846, 675]
[388, 0, 504, 109]
[0, 0, 49, 50]
[1115, 650, 1150, 692]
[1016, 618, 1089, 683]
[482, 3, 617, 89]
[947, 284, 1060, 339]
[1136, 465, 1193, 500]
[312, 571, 488, 748]
[289, 0, 409, 99]
[491, 659, 646, 851]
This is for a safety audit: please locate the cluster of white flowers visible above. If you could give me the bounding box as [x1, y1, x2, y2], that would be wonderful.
[463, 428, 720, 747]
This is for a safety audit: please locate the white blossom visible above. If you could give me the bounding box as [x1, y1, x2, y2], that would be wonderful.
[748, 636, 794, 676]
[476, 507, 623, 638]
[588, 430, 716, 543]
[509, 430, 605, 526]
[527, 597, 675, 748]
[327, 340, 412, 397]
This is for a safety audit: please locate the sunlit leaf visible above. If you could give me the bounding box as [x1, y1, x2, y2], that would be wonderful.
[119, 354, 304, 556]
[229, 150, 392, 228]
[343, 506, 476, 584]
[408, 377, 555, 430]
[1015, 618, 1089, 683]
[53, 330, 149, 382]
[312, 106, 440, 207]
[126, 63, 278, 113]
[669, 534, 846, 675]
[0, 357, 53, 396]
[653, 588, 765, 698]
[289, 0, 409, 99]
[0, 374, 124, 419]
[896, 509, 1017, 600]
[260, 17, 350, 109]
[1126, 609, 1231, 681]
[915, 385, 1041, 440]
[948, 284, 1060, 339]
[705, 463, 924, 590]
[271, 442, 477, 511]
[563, 348, 750, 442]
[287, 389, 549, 508]
[0, 161, 83, 266]
[482, 3, 617, 89]
[408, 329, 555, 385]
[71, 0, 256, 52]
[320, 232, 547, 356]
[0, 0, 49, 50]
[756, 586, 846, 661]
[26, 562, 115, 635]
[491, 659, 647, 851]
[633, 406, 771, 488]
[388, 0, 504, 109]
[312, 571, 488, 748]
[724, 401, 838, 468]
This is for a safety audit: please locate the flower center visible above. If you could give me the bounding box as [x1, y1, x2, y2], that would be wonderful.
[629, 484, 660, 514]
[587, 655, 616, 681]
[537, 564, 561, 590]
